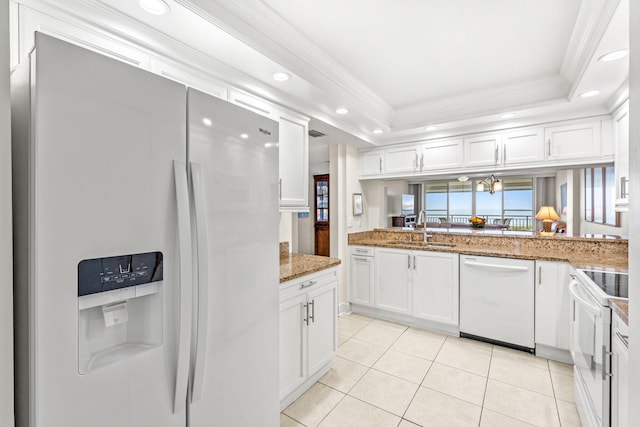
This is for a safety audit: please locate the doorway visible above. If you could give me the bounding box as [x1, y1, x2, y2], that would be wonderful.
[314, 174, 330, 256]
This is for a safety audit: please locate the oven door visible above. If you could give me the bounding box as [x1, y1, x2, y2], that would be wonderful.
[569, 277, 611, 426]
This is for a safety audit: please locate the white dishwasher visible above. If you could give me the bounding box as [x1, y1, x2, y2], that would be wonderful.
[459, 255, 535, 351]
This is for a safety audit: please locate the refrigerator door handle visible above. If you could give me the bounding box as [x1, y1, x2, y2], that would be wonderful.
[173, 160, 193, 413]
[190, 162, 209, 403]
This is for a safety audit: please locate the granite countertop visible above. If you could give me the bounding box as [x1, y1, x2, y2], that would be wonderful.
[279, 253, 341, 283]
[350, 238, 629, 271]
[610, 299, 629, 325]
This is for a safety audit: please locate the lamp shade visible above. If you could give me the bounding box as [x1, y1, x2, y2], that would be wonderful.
[535, 206, 560, 221]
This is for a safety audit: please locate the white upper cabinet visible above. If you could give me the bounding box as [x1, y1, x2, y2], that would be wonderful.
[463, 133, 501, 167]
[421, 138, 464, 171]
[384, 145, 420, 175]
[501, 127, 545, 165]
[277, 110, 310, 211]
[613, 102, 630, 210]
[544, 121, 602, 161]
[361, 150, 384, 176]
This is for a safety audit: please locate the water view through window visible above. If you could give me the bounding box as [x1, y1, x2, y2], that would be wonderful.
[425, 178, 534, 230]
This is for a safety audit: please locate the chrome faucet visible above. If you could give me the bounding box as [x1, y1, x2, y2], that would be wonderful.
[417, 209, 432, 242]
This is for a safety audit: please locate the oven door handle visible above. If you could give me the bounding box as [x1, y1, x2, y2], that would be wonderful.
[569, 280, 601, 316]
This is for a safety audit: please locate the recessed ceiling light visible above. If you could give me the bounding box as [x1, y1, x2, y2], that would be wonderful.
[500, 113, 516, 119]
[272, 72, 290, 82]
[580, 90, 600, 98]
[240, 133, 249, 139]
[598, 49, 628, 62]
[139, 0, 170, 15]
[373, 129, 383, 134]
[202, 118, 212, 127]
[425, 126, 438, 131]
[336, 107, 349, 114]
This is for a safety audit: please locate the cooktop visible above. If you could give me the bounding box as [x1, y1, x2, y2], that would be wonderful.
[581, 270, 628, 299]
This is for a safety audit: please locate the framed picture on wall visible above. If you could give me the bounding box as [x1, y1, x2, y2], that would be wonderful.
[353, 193, 363, 216]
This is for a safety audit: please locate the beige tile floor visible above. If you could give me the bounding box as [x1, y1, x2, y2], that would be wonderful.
[281, 314, 582, 427]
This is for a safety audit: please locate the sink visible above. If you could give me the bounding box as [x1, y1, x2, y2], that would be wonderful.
[389, 241, 456, 249]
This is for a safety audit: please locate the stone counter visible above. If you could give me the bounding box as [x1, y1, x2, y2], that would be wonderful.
[349, 229, 628, 271]
[279, 253, 341, 283]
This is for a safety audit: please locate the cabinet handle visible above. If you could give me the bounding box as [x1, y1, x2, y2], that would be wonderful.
[420, 153, 424, 171]
[616, 331, 629, 347]
[547, 139, 551, 156]
[309, 300, 315, 323]
[355, 248, 368, 254]
[621, 177, 629, 198]
[379, 158, 382, 173]
[303, 303, 309, 326]
[413, 255, 416, 270]
[602, 345, 613, 380]
[354, 257, 369, 262]
[279, 178, 282, 200]
[494, 145, 498, 163]
[300, 280, 317, 289]
[538, 266, 542, 285]
[415, 152, 419, 170]
[503, 145, 507, 163]
[407, 254, 411, 269]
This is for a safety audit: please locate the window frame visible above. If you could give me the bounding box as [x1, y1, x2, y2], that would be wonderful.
[584, 166, 619, 227]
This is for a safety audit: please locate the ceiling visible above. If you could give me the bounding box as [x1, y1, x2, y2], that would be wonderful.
[31, 0, 629, 147]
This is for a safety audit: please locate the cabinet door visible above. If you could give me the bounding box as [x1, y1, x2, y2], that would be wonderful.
[464, 134, 501, 167]
[412, 252, 459, 326]
[278, 111, 309, 209]
[307, 282, 338, 375]
[421, 138, 463, 171]
[534, 261, 570, 349]
[502, 128, 545, 165]
[375, 249, 411, 314]
[384, 146, 419, 174]
[279, 295, 307, 400]
[350, 255, 374, 306]
[361, 150, 384, 176]
[611, 315, 629, 427]
[545, 121, 601, 161]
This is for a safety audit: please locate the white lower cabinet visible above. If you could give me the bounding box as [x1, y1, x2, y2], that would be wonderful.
[279, 268, 338, 408]
[534, 261, 571, 358]
[349, 246, 374, 306]
[375, 248, 412, 314]
[611, 312, 629, 427]
[373, 248, 458, 327]
[412, 251, 459, 326]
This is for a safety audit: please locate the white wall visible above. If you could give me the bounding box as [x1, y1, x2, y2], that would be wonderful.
[279, 213, 293, 251]
[627, 0, 640, 419]
[0, 1, 14, 425]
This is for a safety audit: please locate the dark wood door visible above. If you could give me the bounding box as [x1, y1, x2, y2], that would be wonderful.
[314, 174, 330, 256]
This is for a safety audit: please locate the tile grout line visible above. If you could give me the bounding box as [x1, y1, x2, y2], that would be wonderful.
[477, 344, 494, 426]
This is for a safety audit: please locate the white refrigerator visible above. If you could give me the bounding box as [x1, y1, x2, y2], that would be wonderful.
[12, 33, 280, 427]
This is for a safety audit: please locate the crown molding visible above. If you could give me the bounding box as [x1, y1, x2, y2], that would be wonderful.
[606, 78, 629, 112]
[175, 0, 394, 126]
[560, 0, 621, 99]
[392, 75, 571, 130]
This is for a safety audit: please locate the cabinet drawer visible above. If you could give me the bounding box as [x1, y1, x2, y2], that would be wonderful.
[280, 268, 338, 302]
[351, 246, 374, 257]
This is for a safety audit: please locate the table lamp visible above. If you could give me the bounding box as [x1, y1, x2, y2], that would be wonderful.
[535, 206, 560, 232]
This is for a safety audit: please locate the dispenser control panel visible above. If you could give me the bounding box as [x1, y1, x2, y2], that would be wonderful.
[78, 251, 163, 297]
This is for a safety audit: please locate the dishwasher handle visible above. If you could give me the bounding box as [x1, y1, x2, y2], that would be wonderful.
[463, 260, 529, 272]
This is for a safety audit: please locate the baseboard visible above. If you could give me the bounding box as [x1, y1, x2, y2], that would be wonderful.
[338, 302, 351, 316]
[349, 304, 460, 337]
[535, 344, 573, 364]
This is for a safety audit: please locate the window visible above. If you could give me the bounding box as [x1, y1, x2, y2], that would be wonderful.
[424, 178, 534, 229]
[584, 166, 619, 226]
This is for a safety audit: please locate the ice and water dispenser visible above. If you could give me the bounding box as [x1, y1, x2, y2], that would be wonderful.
[77, 251, 163, 374]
